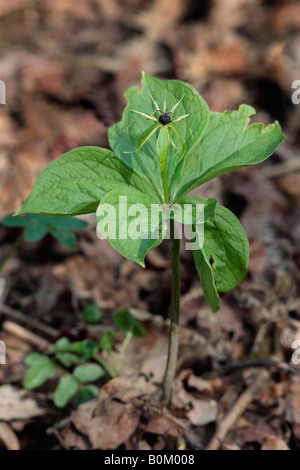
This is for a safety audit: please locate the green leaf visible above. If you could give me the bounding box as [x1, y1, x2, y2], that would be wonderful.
[53, 375, 79, 408]
[75, 385, 98, 406]
[108, 72, 210, 198]
[54, 337, 71, 349]
[96, 187, 166, 267]
[68, 339, 98, 358]
[52, 337, 83, 365]
[24, 357, 56, 389]
[99, 330, 115, 351]
[56, 352, 79, 367]
[23, 215, 49, 242]
[83, 304, 103, 324]
[2, 213, 26, 228]
[25, 352, 49, 366]
[172, 105, 285, 199]
[180, 195, 249, 298]
[192, 247, 220, 313]
[138, 122, 160, 150]
[45, 216, 87, 231]
[113, 309, 146, 337]
[50, 229, 77, 250]
[16, 147, 159, 217]
[52, 339, 98, 359]
[54, 338, 79, 367]
[3, 213, 86, 247]
[73, 363, 105, 382]
[204, 198, 217, 221]
[168, 122, 187, 164]
[169, 197, 217, 225]
[204, 206, 249, 293]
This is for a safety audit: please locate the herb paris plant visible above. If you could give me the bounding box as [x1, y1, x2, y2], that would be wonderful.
[16, 72, 285, 405]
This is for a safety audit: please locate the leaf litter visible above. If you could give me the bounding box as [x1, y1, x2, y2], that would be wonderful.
[0, 0, 300, 450]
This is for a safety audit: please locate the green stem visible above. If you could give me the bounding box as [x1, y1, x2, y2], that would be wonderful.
[162, 218, 180, 407]
[108, 349, 118, 374]
[162, 166, 169, 204]
[92, 353, 117, 378]
[117, 331, 133, 373]
[0, 233, 24, 271]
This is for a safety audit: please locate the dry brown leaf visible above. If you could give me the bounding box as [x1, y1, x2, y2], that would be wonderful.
[143, 416, 183, 438]
[272, 2, 300, 35]
[172, 378, 218, 426]
[70, 377, 147, 449]
[261, 436, 289, 451]
[217, 301, 243, 337]
[72, 399, 140, 450]
[187, 398, 218, 426]
[186, 373, 213, 394]
[292, 425, 300, 443]
[0, 385, 47, 421]
[44, 0, 95, 20]
[122, 325, 168, 383]
[179, 369, 213, 394]
[185, 40, 248, 83]
[0, 331, 28, 382]
[0, 0, 33, 16]
[21, 57, 67, 95]
[60, 425, 88, 450]
[286, 382, 300, 425]
[136, 0, 184, 41]
[235, 422, 278, 446]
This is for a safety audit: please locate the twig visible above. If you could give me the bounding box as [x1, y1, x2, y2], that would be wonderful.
[0, 422, 20, 450]
[203, 359, 297, 377]
[2, 321, 51, 349]
[249, 322, 269, 358]
[0, 304, 58, 339]
[0, 233, 24, 272]
[205, 369, 270, 450]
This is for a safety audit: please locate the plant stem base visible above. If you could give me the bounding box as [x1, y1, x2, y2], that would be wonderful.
[162, 218, 180, 407]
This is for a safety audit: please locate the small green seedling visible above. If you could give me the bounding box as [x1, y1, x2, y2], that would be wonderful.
[1, 213, 87, 270]
[83, 304, 103, 324]
[16, 72, 285, 405]
[24, 309, 145, 408]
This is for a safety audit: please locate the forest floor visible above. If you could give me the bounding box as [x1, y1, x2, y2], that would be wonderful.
[0, 0, 300, 450]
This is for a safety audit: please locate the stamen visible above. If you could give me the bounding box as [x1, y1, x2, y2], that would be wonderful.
[171, 93, 186, 114]
[163, 89, 167, 113]
[172, 113, 190, 122]
[147, 89, 160, 112]
[129, 108, 158, 121]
